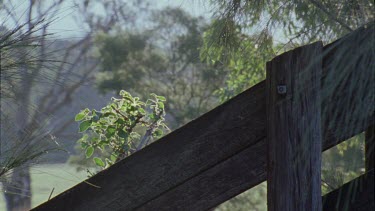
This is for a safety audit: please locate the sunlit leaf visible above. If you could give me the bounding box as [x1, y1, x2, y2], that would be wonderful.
[93, 157, 105, 167]
[75, 112, 86, 121]
[79, 120, 92, 132]
[85, 146, 94, 158]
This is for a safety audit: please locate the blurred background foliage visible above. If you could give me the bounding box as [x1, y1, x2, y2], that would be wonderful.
[0, 0, 373, 210]
[94, 7, 228, 128]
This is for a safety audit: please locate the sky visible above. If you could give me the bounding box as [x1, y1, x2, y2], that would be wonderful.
[1, 0, 214, 39]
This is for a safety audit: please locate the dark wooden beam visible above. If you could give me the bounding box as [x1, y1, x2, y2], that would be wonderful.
[35, 67, 269, 211]
[134, 23, 374, 211]
[322, 170, 374, 211]
[266, 42, 323, 210]
[136, 140, 267, 211]
[33, 23, 374, 211]
[321, 22, 375, 150]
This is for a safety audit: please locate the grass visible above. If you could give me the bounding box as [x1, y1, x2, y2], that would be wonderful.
[0, 163, 89, 210]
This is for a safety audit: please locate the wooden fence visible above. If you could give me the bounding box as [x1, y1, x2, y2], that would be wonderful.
[33, 22, 374, 211]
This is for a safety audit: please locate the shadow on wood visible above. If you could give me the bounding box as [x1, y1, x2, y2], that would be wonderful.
[323, 170, 374, 211]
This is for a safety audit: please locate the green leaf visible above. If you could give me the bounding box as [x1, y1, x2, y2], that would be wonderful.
[118, 100, 124, 108]
[120, 90, 131, 98]
[99, 142, 107, 151]
[158, 102, 164, 109]
[156, 96, 166, 101]
[93, 157, 105, 167]
[85, 146, 94, 158]
[79, 120, 92, 132]
[75, 112, 86, 121]
[118, 130, 128, 139]
[80, 141, 88, 149]
[115, 118, 125, 125]
[138, 108, 146, 115]
[103, 112, 116, 117]
[153, 129, 163, 138]
[91, 137, 99, 143]
[110, 154, 117, 162]
[149, 113, 156, 120]
[107, 126, 116, 136]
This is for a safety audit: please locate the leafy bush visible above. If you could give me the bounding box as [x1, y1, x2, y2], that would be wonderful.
[75, 90, 169, 169]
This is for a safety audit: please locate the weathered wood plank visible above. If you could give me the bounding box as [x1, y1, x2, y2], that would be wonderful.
[134, 24, 374, 211]
[33, 23, 374, 211]
[266, 42, 323, 210]
[137, 136, 373, 211]
[136, 139, 267, 211]
[321, 22, 375, 149]
[322, 170, 374, 211]
[35, 76, 268, 211]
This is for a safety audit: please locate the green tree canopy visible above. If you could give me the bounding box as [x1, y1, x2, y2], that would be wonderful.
[95, 7, 228, 128]
[202, 0, 373, 100]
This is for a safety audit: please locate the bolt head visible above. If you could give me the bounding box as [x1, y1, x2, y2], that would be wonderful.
[277, 85, 287, 94]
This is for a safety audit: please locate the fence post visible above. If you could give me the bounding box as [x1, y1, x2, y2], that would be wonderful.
[266, 42, 323, 211]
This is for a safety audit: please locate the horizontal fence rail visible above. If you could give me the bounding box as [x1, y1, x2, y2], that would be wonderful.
[322, 170, 374, 211]
[33, 22, 374, 211]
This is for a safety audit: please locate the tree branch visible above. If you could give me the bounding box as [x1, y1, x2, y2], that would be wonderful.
[308, 0, 353, 32]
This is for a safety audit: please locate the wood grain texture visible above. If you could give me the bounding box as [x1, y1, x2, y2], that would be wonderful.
[34, 80, 267, 211]
[321, 22, 375, 149]
[266, 42, 323, 211]
[134, 23, 374, 211]
[33, 23, 374, 211]
[136, 140, 267, 211]
[322, 170, 374, 211]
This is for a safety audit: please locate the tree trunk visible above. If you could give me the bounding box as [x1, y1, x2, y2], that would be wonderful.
[4, 104, 33, 211]
[4, 166, 32, 211]
[4, 55, 33, 211]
